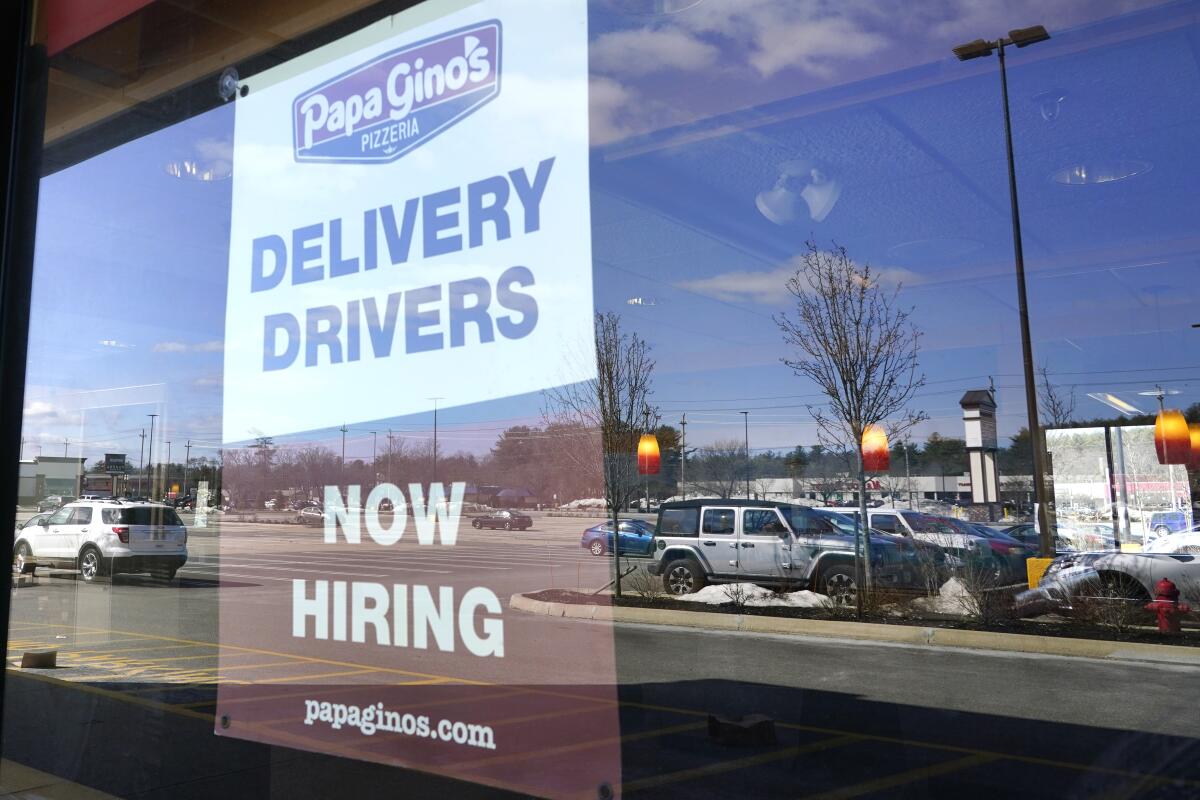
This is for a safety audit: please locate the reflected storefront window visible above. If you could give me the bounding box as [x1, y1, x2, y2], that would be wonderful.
[3, 1, 1200, 798]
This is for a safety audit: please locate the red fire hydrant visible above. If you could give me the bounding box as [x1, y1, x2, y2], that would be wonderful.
[1145, 578, 1191, 634]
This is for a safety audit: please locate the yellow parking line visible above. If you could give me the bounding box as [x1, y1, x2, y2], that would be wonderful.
[799, 753, 999, 799]
[255, 668, 380, 684]
[9, 670, 213, 723]
[218, 659, 321, 674]
[625, 734, 861, 794]
[459, 721, 708, 771]
[23, 621, 487, 685]
[178, 676, 460, 710]
[61, 641, 201, 655]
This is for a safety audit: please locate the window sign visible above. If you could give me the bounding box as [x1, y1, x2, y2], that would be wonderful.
[222, 0, 595, 444]
[215, 2, 615, 797]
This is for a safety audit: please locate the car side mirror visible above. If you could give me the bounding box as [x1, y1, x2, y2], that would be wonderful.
[39, 519, 50, 527]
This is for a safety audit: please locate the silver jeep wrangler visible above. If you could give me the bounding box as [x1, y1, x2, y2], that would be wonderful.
[645, 499, 927, 605]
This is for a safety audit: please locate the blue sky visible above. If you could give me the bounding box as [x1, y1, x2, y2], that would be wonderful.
[20, 0, 1200, 466]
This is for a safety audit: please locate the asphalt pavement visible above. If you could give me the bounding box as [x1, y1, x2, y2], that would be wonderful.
[3, 512, 1199, 798]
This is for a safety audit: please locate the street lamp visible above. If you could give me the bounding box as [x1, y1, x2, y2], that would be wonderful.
[147, 413, 158, 498]
[953, 24, 1056, 557]
[741, 411, 750, 499]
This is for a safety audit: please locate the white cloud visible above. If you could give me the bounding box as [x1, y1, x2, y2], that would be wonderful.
[677, 257, 922, 306]
[677, 266, 797, 305]
[591, 27, 720, 76]
[153, 340, 223, 354]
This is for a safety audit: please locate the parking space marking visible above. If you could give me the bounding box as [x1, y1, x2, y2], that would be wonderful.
[457, 720, 708, 771]
[255, 668, 381, 684]
[10, 670, 216, 722]
[624, 734, 862, 794]
[798, 753, 999, 799]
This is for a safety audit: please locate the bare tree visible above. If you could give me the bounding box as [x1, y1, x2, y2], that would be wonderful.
[691, 439, 749, 499]
[1037, 362, 1076, 427]
[544, 312, 657, 596]
[776, 241, 926, 607]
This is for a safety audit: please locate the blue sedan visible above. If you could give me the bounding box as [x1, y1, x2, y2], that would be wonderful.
[580, 519, 656, 557]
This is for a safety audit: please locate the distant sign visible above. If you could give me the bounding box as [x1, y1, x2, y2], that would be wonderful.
[103, 453, 127, 474]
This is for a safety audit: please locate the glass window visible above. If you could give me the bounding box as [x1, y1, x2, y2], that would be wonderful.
[659, 507, 699, 535]
[872, 514, 899, 533]
[46, 508, 71, 525]
[701, 508, 736, 535]
[68, 507, 92, 525]
[742, 508, 786, 535]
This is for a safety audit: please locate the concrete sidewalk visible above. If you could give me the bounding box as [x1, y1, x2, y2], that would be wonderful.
[0, 760, 118, 800]
[510, 591, 1200, 667]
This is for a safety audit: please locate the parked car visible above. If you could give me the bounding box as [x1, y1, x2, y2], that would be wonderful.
[36, 495, 75, 513]
[295, 505, 324, 526]
[816, 507, 990, 561]
[471, 510, 532, 530]
[1143, 527, 1200, 555]
[1147, 511, 1191, 539]
[810, 508, 952, 573]
[1002, 523, 1082, 555]
[264, 499, 278, 510]
[13, 499, 188, 582]
[14, 512, 50, 538]
[1018, 550, 1200, 611]
[580, 519, 655, 557]
[646, 499, 928, 605]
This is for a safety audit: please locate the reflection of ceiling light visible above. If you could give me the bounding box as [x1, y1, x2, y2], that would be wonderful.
[165, 159, 231, 181]
[1032, 89, 1066, 122]
[756, 160, 841, 225]
[1087, 392, 1142, 416]
[626, 297, 658, 306]
[1050, 160, 1151, 185]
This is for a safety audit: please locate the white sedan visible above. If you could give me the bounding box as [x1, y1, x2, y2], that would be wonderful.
[1143, 528, 1200, 554]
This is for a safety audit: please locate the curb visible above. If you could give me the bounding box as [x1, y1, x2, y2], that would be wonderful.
[508, 592, 1200, 666]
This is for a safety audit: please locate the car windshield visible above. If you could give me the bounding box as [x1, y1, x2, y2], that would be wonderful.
[900, 512, 958, 534]
[101, 507, 184, 526]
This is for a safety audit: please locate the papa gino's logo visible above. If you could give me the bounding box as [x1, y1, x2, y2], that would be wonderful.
[292, 21, 501, 164]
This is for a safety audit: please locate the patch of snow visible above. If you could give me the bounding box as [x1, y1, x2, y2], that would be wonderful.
[910, 577, 973, 615]
[674, 583, 831, 608]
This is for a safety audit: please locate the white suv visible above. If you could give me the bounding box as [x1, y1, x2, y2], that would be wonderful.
[13, 500, 188, 583]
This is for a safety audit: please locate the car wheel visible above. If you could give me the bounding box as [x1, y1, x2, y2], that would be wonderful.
[78, 546, 104, 583]
[472, 519, 483, 529]
[13, 542, 34, 575]
[820, 564, 858, 607]
[1155, 526, 1170, 536]
[663, 560, 706, 595]
[589, 540, 605, 556]
[504, 521, 512, 530]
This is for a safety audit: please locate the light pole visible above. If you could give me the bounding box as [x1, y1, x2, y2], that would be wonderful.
[165, 441, 172, 495]
[183, 440, 192, 498]
[370, 431, 377, 485]
[339, 424, 348, 486]
[953, 24, 1055, 556]
[741, 411, 750, 499]
[679, 414, 687, 500]
[147, 414, 158, 498]
[386, 429, 395, 486]
[428, 397, 443, 485]
[138, 429, 145, 495]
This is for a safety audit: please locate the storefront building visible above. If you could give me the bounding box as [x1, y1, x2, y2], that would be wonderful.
[1, 1, 1199, 797]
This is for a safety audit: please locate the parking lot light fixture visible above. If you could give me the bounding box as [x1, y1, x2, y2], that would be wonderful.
[952, 24, 1055, 557]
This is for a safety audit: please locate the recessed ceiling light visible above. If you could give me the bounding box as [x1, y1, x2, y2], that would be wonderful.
[165, 159, 231, 181]
[1050, 160, 1151, 185]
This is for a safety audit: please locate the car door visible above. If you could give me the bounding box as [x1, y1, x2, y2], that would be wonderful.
[39, 506, 75, 559]
[738, 508, 788, 582]
[63, 506, 94, 557]
[699, 506, 737, 578]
